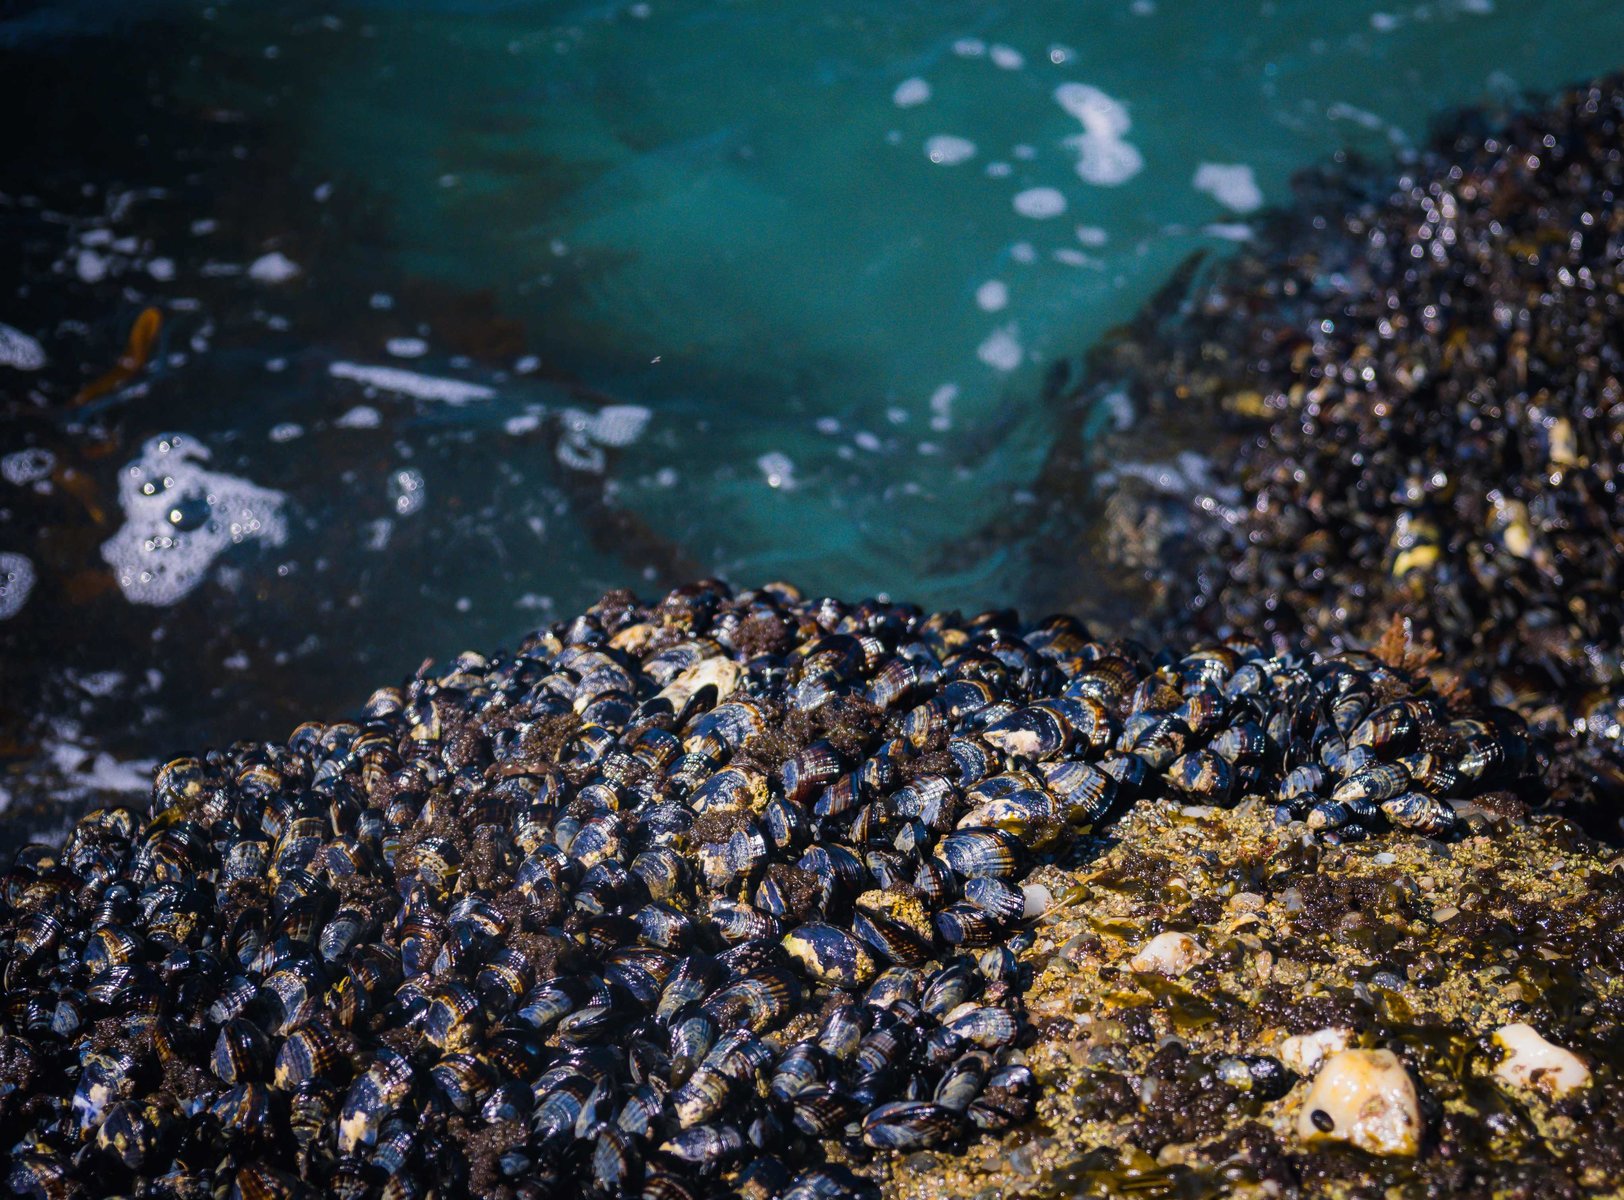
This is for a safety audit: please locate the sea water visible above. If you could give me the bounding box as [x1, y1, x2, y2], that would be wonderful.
[1, 0, 1621, 813]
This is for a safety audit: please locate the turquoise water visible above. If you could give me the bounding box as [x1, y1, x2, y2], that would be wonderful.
[1, 0, 1622, 806]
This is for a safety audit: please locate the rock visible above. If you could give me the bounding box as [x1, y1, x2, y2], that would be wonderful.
[1278, 1027, 1352, 1077]
[1296, 1048, 1421, 1157]
[1127, 931, 1205, 977]
[1492, 1023, 1590, 1098]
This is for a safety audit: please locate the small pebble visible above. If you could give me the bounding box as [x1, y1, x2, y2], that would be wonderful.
[1492, 1023, 1590, 1097]
[1296, 1049, 1421, 1157]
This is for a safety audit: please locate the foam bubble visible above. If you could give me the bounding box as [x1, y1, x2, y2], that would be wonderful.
[391, 467, 427, 516]
[0, 323, 45, 371]
[504, 411, 544, 435]
[929, 383, 958, 432]
[1067, 134, 1144, 186]
[147, 257, 176, 282]
[1193, 162, 1264, 213]
[989, 44, 1025, 69]
[335, 405, 383, 429]
[952, 38, 986, 57]
[1013, 187, 1067, 218]
[977, 325, 1023, 372]
[0, 553, 35, 620]
[893, 77, 931, 107]
[924, 135, 977, 165]
[976, 280, 1009, 312]
[268, 423, 304, 443]
[1204, 222, 1255, 241]
[580, 404, 651, 447]
[757, 451, 797, 490]
[248, 251, 301, 284]
[1076, 224, 1109, 246]
[75, 249, 108, 283]
[1055, 83, 1144, 186]
[100, 434, 288, 606]
[387, 337, 429, 358]
[556, 404, 652, 473]
[330, 361, 497, 404]
[2, 448, 55, 486]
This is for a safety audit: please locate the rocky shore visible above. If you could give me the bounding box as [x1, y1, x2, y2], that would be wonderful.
[5, 67, 1624, 1200]
[1024, 73, 1624, 843]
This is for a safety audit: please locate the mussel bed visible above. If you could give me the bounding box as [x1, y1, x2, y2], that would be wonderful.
[0, 581, 1548, 1199]
[1024, 72, 1624, 839]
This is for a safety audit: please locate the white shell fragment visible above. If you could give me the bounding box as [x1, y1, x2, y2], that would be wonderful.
[1127, 931, 1205, 977]
[1492, 1023, 1590, 1098]
[653, 656, 741, 712]
[1279, 1027, 1353, 1077]
[1297, 1049, 1421, 1157]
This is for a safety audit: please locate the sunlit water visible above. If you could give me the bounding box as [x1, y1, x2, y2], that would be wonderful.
[2, 0, 1622, 821]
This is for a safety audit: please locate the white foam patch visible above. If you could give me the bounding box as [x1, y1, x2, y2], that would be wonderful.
[1013, 187, 1067, 218]
[1204, 222, 1255, 241]
[1193, 163, 1264, 213]
[924, 135, 977, 165]
[929, 383, 957, 432]
[76, 249, 108, 284]
[335, 405, 383, 429]
[269, 423, 304, 443]
[100, 434, 288, 606]
[2, 448, 55, 486]
[556, 405, 652, 473]
[50, 743, 155, 794]
[977, 325, 1023, 372]
[952, 38, 986, 57]
[577, 404, 651, 447]
[0, 323, 46, 370]
[989, 44, 1025, 69]
[0, 552, 35, 620]
[1055, 83, 1144, 186]
[329, 361, 497, 404]
[975, 280, 1009, 312]
[893, 77, 931, 107]
[248, 251, 301, 284]
[757, 451, 797, 490]
[1076, 224, 1109, 246]
[386, 337, 428, 358]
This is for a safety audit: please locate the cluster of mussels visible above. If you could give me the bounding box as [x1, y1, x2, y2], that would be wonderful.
[0, 583, 1536, 1200]
[1026, 73, 1624, 834]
